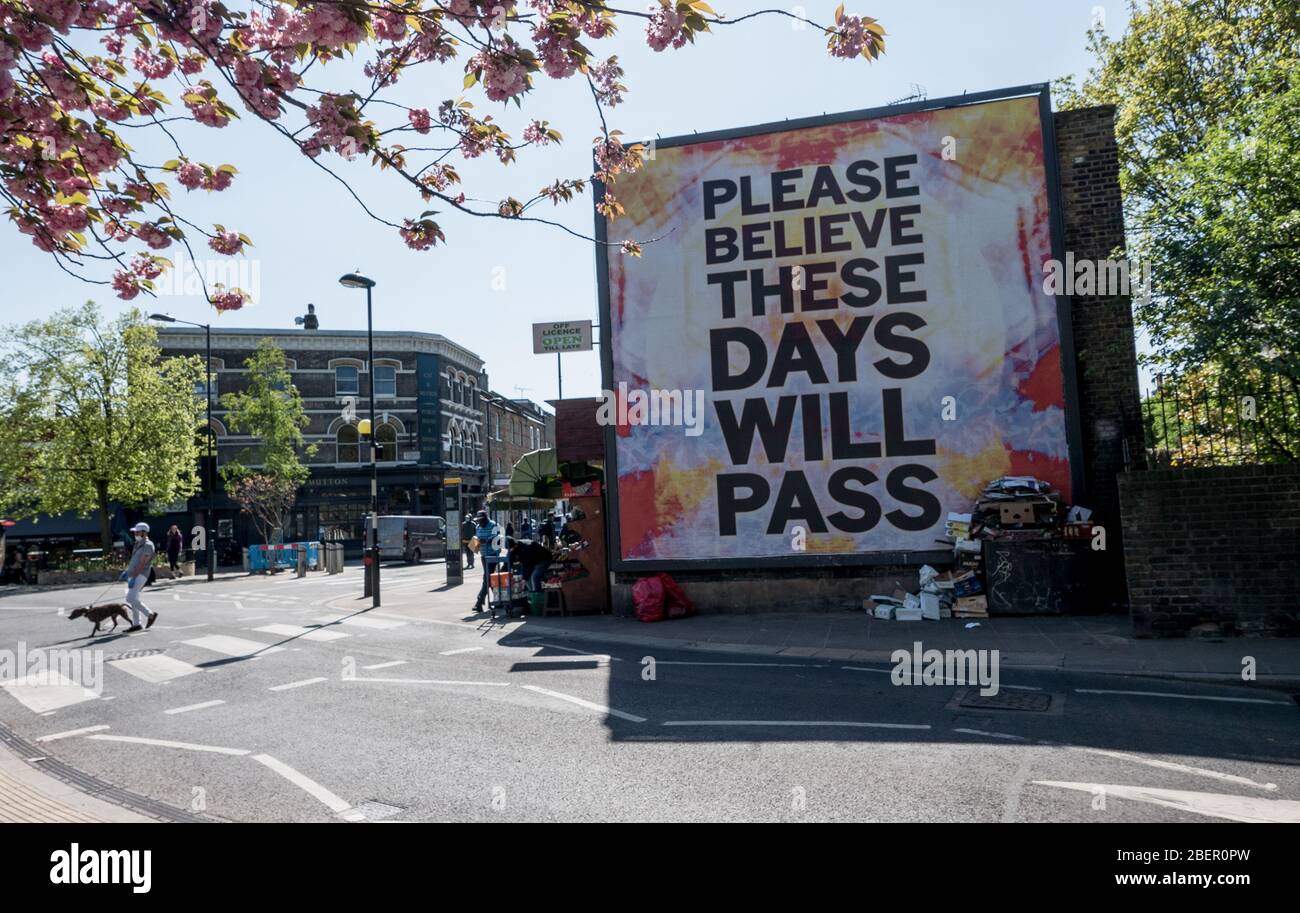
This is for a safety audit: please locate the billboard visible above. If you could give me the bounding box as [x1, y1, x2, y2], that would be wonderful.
[596, 86, 1082, 569]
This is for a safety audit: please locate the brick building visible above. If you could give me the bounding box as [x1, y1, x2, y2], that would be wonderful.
[483, 393, 553, 489]
[157, 311, 487, 554]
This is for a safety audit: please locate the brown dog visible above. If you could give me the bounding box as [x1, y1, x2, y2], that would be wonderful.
[68, 603, 131, 635]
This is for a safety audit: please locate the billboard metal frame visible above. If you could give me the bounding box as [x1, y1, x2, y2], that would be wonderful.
[594, 83, 1086, 572]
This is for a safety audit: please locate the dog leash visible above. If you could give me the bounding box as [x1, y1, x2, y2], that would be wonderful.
[86, 580, 121, 607]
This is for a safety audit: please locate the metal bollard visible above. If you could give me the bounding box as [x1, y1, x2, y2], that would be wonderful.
[296, 546, 307, 578]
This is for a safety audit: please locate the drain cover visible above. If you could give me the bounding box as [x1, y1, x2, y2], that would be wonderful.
[354, 800, 404, 821]
[959, 691, 1052, 712]
[104, 648, 165, 661]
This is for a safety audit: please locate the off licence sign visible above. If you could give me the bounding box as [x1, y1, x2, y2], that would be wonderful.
[532, 320, 593, 354]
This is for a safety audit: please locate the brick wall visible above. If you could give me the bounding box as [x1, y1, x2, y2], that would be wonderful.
[1119, 465, 1300, 636]
[1054, 105, 1146, 609]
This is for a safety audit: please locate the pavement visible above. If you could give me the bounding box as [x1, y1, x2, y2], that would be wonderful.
[0, 561, 1297, 823]
[382, 561, 1300, 685]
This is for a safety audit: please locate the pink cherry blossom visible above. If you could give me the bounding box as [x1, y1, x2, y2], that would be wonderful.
[208, 230, 244, 255]
[646, 7, 689, 52]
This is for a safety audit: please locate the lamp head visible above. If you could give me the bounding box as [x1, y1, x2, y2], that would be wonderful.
[338, 273, 376, 290]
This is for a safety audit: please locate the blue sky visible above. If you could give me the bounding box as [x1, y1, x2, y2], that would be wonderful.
[0, 1, 1128, 402]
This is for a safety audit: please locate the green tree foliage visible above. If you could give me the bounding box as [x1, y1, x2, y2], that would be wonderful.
[0, 303, 204, 552]
[220, 339, 316, 544]
[1058, 0, 1300, 399]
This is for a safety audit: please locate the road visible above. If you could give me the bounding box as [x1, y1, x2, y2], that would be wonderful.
[1, 563, 1297, 823]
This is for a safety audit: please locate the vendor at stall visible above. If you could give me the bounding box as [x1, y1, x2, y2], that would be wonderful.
[510, 538, 554, 594]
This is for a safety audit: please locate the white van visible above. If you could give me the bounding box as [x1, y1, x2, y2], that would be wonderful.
[367, 515, 447, 563]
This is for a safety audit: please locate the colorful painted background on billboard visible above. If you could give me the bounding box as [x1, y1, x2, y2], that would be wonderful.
[606, 95, 1071, 562]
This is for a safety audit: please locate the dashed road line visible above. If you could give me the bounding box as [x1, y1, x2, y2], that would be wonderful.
[164, 700, 225, 715]
[269, 677, 328, 692]
[661, 719, 930, 730]
[439, 647, 483, 656]
[346, 677, 510, 687]
[361, 660, 407, 671]
[953, 727, 1027, 741]
[1075, 688, 1292, 706]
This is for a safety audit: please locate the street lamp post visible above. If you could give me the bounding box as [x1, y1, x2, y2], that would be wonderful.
[151, 314, 215, 582]
[339, 273, 380, 608]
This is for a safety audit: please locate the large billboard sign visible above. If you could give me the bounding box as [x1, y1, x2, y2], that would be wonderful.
[596, 86, 1082, 569]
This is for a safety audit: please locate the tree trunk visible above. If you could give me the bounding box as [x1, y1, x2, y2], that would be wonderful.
[95, 479, 112, 555]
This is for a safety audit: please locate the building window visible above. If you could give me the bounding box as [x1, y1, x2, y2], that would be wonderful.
[493, 413, 500, 440]
[374, 365, 396, 399]
[452, 375, 462, 404]
[337, 424, 359, 463]
[335, 366, 359, 396]
[376, 422, 397, 461]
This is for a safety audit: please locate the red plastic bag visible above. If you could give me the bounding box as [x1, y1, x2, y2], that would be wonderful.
[632, 575, 665, 623]
[660, 573, 695, 619]
[632, 573, 694, 622]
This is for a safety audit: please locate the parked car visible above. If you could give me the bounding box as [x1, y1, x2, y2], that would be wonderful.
[367, 515, 446, 563]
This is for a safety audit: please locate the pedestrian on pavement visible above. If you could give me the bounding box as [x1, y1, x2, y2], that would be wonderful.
[510, 538, 553, 593]
[119, 522, 158, 632]
[461, 515, 477, 569]
[539, 514, 556, 548]
[472, 510, 502, 613]
[165, 524, 183, 576]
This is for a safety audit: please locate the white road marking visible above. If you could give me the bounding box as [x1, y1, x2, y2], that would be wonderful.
[953, 727, 1027, 740]
[1068, 746, 1278, 791]
[183, 634, 284, 658]
[313, 614, 407, 630]
[154, 623, 209, 631]
[524, 642, 623, 662]
[439, 647, 483, 656]
[237, 615, 268, 622]
[1075, 688, 1291, 705]
[346, 677, 510, 687]
[269, 677, 328, 692]
[254, 624, 351, 642]
[0, 605, 62, 611]
[88, 734, 248, 756]
[251, 754, 364, 821]
[657, 661, 822, 668]
[1030, 781, 1300, 823]
[110, 654, 202, 683]
[36, 724, 110, 742]
[840, 665, 1031, 688]
[361, 660, 407, 670]
[661, 720, 931, 730]
[521, 685, 646, 723]
[1, 672, 99, 713]
[164, 700, 225, 715]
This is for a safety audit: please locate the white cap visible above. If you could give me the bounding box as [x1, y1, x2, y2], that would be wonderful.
[131, 522, 150, 533]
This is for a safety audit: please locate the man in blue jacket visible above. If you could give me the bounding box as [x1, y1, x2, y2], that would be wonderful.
[473, 510, 503, 612]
